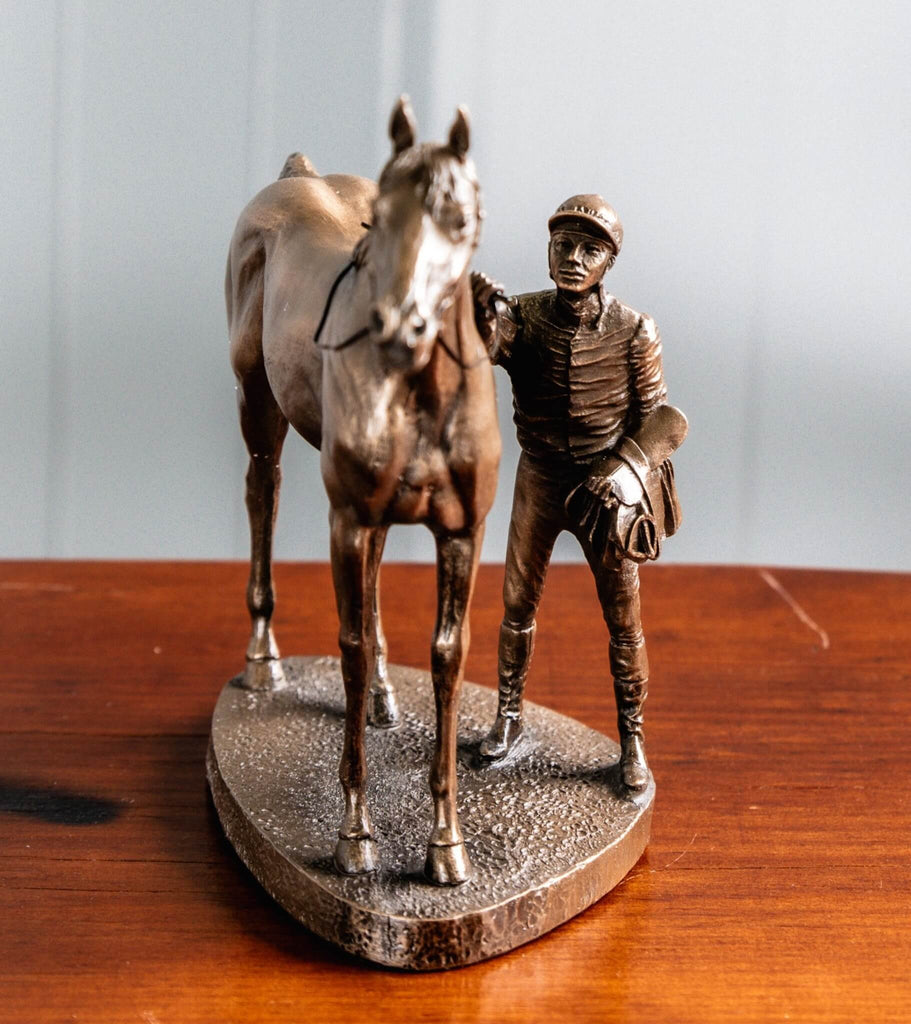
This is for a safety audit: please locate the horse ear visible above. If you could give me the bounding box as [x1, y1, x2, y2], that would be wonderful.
[448, 106, 470, 158]
[389, 95, 417, 155]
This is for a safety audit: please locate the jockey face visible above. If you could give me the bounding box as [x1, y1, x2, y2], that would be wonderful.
[548, 225, 614, 294]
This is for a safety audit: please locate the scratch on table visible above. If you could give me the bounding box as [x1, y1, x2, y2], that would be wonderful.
[623, 832, 698, 883]
[663, 832, 697, 869]
[759, 570, 830, 650]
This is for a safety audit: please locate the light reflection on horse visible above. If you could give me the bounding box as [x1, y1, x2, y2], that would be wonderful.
[225, 98, 500, 884]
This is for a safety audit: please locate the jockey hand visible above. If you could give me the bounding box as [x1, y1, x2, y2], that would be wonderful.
[470, 271, 506, 345]
[592, 453, 645, 507]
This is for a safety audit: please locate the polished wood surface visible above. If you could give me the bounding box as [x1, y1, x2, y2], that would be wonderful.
[2, 561, 909, 1023]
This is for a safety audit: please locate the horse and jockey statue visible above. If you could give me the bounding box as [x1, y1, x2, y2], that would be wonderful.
[225, 96, 685, 887]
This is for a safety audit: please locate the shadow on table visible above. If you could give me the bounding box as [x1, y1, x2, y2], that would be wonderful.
[0, 777, 122, 825]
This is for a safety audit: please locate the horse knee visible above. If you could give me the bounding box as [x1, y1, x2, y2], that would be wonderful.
[245, 453, 280, 492]
[246, 585, 274, 621]
[429, 770, 451, 803]
[338, 628, 370, 660]
[431, 632, 463, 677]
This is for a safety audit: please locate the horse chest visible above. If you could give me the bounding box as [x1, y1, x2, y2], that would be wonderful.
[393, 443, 462, 525]
[325, 409, 464, 526]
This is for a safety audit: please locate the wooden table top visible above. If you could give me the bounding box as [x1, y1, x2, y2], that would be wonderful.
[2, 560, 909, 1023]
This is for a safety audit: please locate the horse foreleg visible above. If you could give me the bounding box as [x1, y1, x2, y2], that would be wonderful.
[425, 524, 484, 886]
[238, 370, 289, 690]
[330, 506, 380, 874]
[368, 546, 401, 729]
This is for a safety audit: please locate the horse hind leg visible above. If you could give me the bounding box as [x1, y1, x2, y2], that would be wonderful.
[367, 544, 401, 729]
[237, 366, 289, 690]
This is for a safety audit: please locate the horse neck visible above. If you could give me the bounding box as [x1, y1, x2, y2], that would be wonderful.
[423, 271, 482, 392]
[328, 265, 482, 408]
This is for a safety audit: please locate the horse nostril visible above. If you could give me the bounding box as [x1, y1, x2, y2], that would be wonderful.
[413, 316, 426, 335]
[371, 308, 385, 335]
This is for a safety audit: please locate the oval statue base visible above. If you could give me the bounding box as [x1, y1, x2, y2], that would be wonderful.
[207, 656, 653, 970]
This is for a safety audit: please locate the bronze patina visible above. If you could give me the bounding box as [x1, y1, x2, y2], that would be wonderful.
[224, 98, 500, 886]
[211, 107, 682, 968]
[471, 194, 687, 791]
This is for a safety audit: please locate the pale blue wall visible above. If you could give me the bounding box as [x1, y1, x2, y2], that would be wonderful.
[2, 0, 909, 570]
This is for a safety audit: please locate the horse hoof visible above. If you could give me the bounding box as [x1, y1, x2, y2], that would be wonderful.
[424, 842, 471, 886]
[334, 836, 379, 875]
[478, 716, 523, 762]
[367, 686, 400, 729]
[240, 658, 286, 691]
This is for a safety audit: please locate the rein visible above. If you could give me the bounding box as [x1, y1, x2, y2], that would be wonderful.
[437, 317, 489, 370]
[312, 259, 369, 352]
[313, 230, 488, 371]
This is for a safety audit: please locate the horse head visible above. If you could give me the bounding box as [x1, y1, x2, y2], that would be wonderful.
[364, 96, 483, 373]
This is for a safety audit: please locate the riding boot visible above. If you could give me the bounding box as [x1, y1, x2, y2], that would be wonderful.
[479, 621, 535, 761]
[610, 637, 650, 792]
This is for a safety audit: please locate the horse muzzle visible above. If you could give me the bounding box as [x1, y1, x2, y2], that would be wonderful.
[371, 303, 434, 369]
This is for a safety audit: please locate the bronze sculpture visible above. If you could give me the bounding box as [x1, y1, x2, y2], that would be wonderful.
[471, 194, 687, 792]
[224, 97, 499, 884]
[208, 107, 680, 967]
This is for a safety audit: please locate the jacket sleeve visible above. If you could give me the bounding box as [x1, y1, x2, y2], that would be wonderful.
[629, 313, 668, 426]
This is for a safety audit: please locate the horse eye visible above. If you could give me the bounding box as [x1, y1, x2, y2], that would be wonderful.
[437, 205, 468, 239]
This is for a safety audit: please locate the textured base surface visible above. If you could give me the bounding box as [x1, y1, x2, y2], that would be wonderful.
[207, 656, 653, 970]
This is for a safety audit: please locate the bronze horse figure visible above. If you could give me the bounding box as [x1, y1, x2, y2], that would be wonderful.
[225, 98, 500, 885]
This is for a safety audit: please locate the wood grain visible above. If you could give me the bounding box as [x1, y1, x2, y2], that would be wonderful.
[1, 561, 909, 1023]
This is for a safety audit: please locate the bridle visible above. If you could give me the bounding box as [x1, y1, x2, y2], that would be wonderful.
[313, 187, 488, 371]
[312, 255, 369, 353]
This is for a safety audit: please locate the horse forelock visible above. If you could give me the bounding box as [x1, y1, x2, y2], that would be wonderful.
[377, 144, 481, 226]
